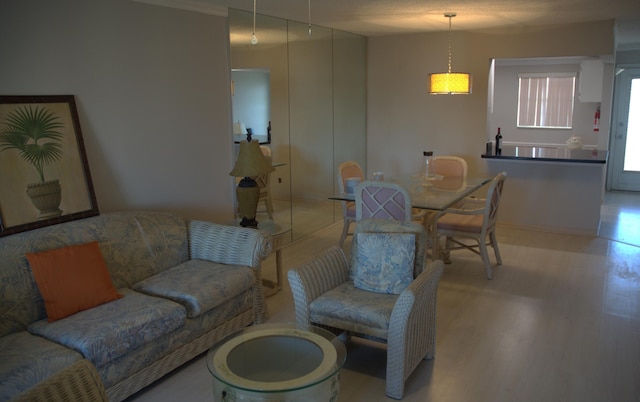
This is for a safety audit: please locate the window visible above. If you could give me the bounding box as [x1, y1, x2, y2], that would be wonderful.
[517, 73, 576, 129]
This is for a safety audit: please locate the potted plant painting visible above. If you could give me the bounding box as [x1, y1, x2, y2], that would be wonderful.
[0, 105, 64, 219]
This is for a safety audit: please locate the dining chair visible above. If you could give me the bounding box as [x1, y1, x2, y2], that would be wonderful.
[288, 218, 444, 399]
[356, 180, 413, 222]
[431, 155, 468, 179]
[337, 161, 364, 247]
[434, 171, 507, 279]
[421, 155, 469, 252]
[256, 145, 274, 220]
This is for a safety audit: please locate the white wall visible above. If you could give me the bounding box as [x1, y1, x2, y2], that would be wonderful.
[0, 0, 235, 223]
[491, 59, 611, 148]
[367, 21, 615, 180]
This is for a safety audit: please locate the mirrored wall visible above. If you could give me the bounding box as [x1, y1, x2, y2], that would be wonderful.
[229, 9, 366, 242]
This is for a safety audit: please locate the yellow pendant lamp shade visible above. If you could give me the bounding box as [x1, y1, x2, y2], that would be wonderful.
[429, 72, 472, 94]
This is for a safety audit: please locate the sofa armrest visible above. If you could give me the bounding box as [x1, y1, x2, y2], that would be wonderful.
[12, 359, 107, 402]
[287, 246, 350, 325]
[188, 220, 273, 269]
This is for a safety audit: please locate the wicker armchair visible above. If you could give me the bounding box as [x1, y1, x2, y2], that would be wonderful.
[288, 219, 444, 399]
[12, 359, 107, 402]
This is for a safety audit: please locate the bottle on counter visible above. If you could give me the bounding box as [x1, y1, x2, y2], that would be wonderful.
[423, 151, 433, 178]
[495, 128, 502, 155]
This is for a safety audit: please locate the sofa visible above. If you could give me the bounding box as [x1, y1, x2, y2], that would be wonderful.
[0, 211, 272, 402]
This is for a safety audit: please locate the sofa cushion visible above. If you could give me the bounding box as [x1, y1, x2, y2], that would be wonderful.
[26, 241, 123, 322]
[0, 331, 83, 401]
[28, 289, 186, 367]
[133, 259, 255, 318]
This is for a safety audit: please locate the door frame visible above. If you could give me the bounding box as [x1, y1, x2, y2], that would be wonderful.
[608, 66, 640, 191]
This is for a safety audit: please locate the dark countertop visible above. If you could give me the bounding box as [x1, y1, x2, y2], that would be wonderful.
[482, 145, 607, 164]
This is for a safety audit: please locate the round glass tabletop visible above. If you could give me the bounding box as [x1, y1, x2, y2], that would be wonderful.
[207, 323, 346, 400]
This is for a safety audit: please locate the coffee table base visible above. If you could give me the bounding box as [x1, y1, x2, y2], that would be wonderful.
[213, 374, 339, 402]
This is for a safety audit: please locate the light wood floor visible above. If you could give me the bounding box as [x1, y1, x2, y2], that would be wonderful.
[128, 192, 640, 402]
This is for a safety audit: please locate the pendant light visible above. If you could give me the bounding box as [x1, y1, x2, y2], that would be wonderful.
[428, 13, 472, 95]
[251, 0, 258, 45]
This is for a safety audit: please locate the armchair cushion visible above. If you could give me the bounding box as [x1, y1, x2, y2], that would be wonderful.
[353, 233, 415, 294]
[310, 281, 398, 339]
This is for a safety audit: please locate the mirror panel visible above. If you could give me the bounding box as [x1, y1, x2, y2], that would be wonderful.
[229, 9, 366, 242]
[288, 21, 335, 239]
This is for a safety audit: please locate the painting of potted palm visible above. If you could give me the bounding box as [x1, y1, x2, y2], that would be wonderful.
[0, 105, 64, 219]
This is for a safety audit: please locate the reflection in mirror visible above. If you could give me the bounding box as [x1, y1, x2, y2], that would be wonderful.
[230, 9, 292, 240]
[229, 9, 366, 244]
[231, 69, 270, 145]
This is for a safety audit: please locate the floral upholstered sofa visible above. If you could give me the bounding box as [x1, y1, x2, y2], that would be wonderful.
[0, 211, 272, 402]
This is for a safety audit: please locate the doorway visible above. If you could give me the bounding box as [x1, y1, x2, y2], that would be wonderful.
[610, 68, 640, 191]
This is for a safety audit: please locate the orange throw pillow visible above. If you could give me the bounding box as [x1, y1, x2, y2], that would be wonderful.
[26, 241, 123, 322]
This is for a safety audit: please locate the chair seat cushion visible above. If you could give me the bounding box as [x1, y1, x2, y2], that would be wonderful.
[310, 281, 398, 339]
[133, 259, 255, 318]
[438, 213, 483, 233]
[28, 289, 186, 367]
[345, 202, 356, 218]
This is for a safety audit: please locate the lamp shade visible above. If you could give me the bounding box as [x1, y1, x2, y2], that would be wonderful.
[429, 72, 472, 95]
[230, 140, 274, 177]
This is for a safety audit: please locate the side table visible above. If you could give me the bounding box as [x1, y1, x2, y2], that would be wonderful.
[256, 220, 291, 297]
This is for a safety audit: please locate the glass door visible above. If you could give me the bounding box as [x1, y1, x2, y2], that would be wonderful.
[611, 68, 640, 191]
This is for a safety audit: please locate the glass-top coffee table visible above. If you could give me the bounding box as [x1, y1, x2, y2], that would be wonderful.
[207, 323, 346, 401]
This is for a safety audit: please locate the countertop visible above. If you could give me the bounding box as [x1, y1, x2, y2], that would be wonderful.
[482, 145, 607, 164]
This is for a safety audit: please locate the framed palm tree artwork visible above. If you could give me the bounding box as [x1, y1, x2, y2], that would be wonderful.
[0, 95, 99, 237]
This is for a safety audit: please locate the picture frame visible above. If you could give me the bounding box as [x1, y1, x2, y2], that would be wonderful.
[0, 95, 99, 237]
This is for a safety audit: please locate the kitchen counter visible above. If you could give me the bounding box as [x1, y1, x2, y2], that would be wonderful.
[482, 145, 607, 164]
[483, 145, 607, 236]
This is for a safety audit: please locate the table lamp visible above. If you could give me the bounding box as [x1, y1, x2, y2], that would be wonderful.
[230, 140, 274, 228]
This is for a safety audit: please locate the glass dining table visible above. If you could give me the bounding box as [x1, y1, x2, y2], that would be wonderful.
[329, 175, 492, 259]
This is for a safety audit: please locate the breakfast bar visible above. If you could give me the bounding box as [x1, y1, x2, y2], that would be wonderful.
[483, 145, 608, 236]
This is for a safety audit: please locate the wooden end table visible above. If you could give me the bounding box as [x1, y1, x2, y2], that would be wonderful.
[256, 220, 291, 297]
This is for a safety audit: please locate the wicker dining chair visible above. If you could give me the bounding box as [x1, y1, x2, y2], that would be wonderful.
[256, 145, 274, 220]
[337, 160, 365, 247]
[356, 180, 413, 222]
[435, 171, 507, 279]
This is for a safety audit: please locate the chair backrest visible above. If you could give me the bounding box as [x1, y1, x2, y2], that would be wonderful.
[337, 160, 364, 193]
[351, 218, 427, 278]
[484, 171, 507, 228]
[256, 146, 272, 189]
[356, 180, 412, 222]
[431, 156, 468, 178]
[337, 161, 364, 217]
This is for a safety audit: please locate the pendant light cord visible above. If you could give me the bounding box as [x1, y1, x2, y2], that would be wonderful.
[253, 0, 257, 36]
[308, 0, 312, 37]
[251, 0, 257, 44]
[447, 14, 452, 74]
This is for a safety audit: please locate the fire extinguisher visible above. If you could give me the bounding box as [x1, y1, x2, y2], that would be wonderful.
[594, 107, 600, 132]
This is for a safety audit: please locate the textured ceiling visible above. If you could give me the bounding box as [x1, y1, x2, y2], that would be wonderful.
[139, 0, 640, 46]
[223, 0, 640, 36]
